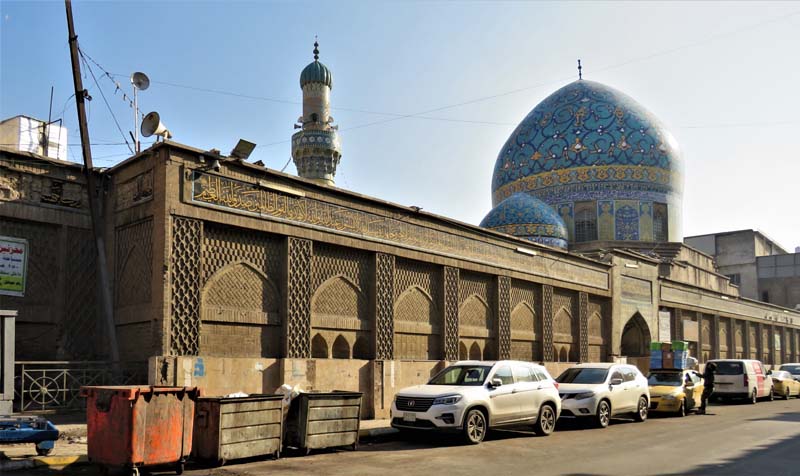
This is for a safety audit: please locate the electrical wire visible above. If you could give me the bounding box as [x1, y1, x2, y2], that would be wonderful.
[79, 49, 134, 154]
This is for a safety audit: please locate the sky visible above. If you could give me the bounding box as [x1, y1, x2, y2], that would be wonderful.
[1, 1, 798, 250]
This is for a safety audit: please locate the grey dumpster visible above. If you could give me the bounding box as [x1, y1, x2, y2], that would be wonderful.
[284, 391, 362, 454]
[192, 394, 283, 465]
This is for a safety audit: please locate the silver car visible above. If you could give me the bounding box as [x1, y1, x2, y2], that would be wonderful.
[556, 363, 650, 428]
[391, 360, 561, 444]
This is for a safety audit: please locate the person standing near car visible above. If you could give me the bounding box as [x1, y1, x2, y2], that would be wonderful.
[698, 362, 716, 414]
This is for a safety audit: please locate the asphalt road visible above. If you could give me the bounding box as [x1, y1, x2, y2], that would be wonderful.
[31, 397, 800, 476]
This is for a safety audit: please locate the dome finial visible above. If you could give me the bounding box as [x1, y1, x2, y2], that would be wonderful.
[313, 36, 319, 61]
[578, 59, 582, 80]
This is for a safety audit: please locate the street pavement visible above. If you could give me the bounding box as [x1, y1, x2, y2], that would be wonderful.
[20, 397, 800, 476]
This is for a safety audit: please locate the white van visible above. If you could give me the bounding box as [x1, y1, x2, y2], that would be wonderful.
[707, 359, 774, 404]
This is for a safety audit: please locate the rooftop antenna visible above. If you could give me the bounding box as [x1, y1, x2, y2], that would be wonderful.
[578, 59, 582, 80]
[131, 71, 150, 153]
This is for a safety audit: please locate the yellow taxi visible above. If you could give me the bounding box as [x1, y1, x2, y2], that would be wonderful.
[647, 369, 704, 417]
[769, 370, 800, 400]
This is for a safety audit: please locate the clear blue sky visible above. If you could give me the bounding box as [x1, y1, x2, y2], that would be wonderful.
[2, 1, 798, 250]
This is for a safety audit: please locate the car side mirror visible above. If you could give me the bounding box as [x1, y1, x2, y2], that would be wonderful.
[610, 378, 623, 386]
[490, 378, 503, 388]
[766, 370, 772, 376]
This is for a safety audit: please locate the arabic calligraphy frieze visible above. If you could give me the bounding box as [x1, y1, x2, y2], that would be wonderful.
[0, 169, 84, 209]
[115, 169, 154, 211]
[189, 171, 609, 290]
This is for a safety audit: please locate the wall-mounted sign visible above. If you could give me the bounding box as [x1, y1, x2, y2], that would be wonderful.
[658, 311, 672, 343]
[774, 333, 782, 352]
[0, 236, 28, 297]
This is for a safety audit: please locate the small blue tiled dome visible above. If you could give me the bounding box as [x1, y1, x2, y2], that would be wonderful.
[480, 193, 568, 249]
[300, 61, 333, 89]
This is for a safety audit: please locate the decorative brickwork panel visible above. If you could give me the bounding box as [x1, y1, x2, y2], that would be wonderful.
[63, 227, 99, 359]
[542, 285, 554, 361]
[395, 258, 441, 302]
[286, 237, 312, 358]
[374, 253, 394, 360]
[672, 308, 683, 341]
[309, 243, 371, 359]
[394, 258, 442, 360]
[443, 267, 459, 361]
[170, 217, 202, 355]
[203, 224, 282, 282]
[115, 219, 153, 308]
[733, 320, 745, 358]
[200, 262, 281, 358]
[748, 322, 757, 359]
[497, 276, 511, 360]
[579, 292, 589, 362]
[510, 279, 541, 361]
[312, 243, 370, 292]
[459, 271, 496, 360]
[553, 289, 579, 361]
[587, 297, 609, 362]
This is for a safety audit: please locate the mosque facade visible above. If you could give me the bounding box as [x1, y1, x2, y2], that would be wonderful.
[1, 46, 799, 417]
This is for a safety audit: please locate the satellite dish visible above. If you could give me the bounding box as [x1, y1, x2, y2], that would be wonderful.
[131, 72, 150, 91]
[141, 111, 171, 138]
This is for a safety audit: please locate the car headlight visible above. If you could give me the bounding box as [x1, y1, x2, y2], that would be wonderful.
[574, 392, 595, 400]
[662, 393, 679, 401]
[432, 395, 462, 405]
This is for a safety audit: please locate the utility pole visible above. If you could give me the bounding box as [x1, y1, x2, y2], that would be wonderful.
[65, 0, 120, 362]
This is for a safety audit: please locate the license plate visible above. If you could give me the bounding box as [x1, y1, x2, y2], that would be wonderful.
[403, 412, 416, 422]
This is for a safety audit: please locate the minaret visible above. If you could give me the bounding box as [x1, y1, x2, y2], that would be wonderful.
[291, 40, 341, 186]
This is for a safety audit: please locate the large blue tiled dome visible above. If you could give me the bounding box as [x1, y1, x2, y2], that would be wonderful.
[481, 193, 568, 249]
[487, 79, 683, 243]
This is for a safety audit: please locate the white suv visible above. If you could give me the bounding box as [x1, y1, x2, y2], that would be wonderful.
[390, 360, 561, 444]
[556, 363, 650, 428]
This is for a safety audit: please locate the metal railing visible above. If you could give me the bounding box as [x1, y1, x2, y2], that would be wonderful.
[14, 361, 147, 413]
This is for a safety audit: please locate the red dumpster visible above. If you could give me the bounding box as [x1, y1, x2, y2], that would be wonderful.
[81, 386, 200, 476]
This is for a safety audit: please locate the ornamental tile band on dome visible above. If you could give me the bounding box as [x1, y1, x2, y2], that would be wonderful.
[480, 193, 569, 249]
[489, 79, 684, 243]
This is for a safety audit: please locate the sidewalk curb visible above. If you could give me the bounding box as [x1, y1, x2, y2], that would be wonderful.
[0, 455, 89, 472]
[359, 426, 399, 439]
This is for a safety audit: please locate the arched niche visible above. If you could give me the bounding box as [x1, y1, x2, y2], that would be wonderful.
[332, 335, 351, 359]
[620, 313, 651, 357]
[312, 333, 329, 359]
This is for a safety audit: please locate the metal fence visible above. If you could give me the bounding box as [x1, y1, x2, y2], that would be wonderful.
[14, 361, 147, 413]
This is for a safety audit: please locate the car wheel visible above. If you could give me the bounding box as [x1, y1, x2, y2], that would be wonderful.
[677, 399, 686, 417]
[750, 389, 757, 405]
[595, 400, 610, 428]
[768, 387, 775, 401]
[462, 408, 487, 444]
[533, 404, 556, 436]
[634, 396, 648, 422]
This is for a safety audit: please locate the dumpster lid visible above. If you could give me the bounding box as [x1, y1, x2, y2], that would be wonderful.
[80, 386, 200, 399]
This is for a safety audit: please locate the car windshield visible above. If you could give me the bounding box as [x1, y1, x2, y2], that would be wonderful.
[428, 365, 492, 386]
[648, 372, 683, 386]
[714, 362, 743, 375]
[557, 368, 609, 384]
[779, 365, 800, 375]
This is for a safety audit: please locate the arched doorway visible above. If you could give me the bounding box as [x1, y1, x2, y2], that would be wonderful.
[621, 313, 651, 357]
